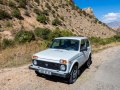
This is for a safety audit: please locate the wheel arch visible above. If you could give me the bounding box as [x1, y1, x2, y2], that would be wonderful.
[69, 61, 79, 73]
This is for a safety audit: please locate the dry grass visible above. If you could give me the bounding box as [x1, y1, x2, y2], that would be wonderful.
[0, 40, 47, 68]
[92, 42, 120, 53]
[0, 40, 120, 69]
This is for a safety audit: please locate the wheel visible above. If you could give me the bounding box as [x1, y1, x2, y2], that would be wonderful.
[35, 71, 42, 76]
[86, 56, 92, 68]
[67, 65, 78, 84]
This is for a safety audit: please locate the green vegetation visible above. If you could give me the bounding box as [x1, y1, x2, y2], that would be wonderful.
[48, 28, 73, 40]
[12, 8, 23, 19]
[15, 30, 35, 43]
[52, 18, 61, 26]
[2, 39, 14, 49]
[90, 34, 120, 45]
[0, 10, 12, 20]
[16, 0, 27, 8]
[6, 21, 13, 27]
[9, 0, 16, 8]
[36, 14, 49, 24]
[34, 27, 51, 40]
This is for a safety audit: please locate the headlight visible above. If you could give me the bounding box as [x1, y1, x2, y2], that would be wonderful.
[60, 65, 66, 71]
[33, 60, 37, 65]
[60, 59, 67, 64]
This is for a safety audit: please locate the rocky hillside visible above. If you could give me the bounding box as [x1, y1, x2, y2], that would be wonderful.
[0, 0, 116, 40]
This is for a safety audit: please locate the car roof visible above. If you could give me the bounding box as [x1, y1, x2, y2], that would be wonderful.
[55, 36, 88, 40]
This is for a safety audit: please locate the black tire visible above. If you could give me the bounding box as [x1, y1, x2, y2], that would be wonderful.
[86, 55, 92, 68]
[68, 65, 78, 84]
[35, 71, 42, 76]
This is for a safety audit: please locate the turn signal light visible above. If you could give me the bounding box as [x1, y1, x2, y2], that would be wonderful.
[32, 56, 38, 59]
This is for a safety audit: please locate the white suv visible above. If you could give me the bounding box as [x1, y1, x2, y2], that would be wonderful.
[29, 37, 92, 84]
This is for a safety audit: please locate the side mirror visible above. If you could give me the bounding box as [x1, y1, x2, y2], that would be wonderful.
[80, 47, 87, 52]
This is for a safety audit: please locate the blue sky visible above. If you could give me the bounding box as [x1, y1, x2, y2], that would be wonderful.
[73, 0, 120, 23]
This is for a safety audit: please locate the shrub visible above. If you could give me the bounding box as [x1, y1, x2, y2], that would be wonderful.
[6, 21, 13, 27]
[33, 8, 42, 15]
[2, 39, 14, 49]
[24, 10, 30, 17]
[48, 29, 73, 40]
[9, 0, 16, 8]
[15, 30, 35, 43]
[52, 18, 61, 26]
[12, 8, 23, 19]
[34, 27, 51, 39]
[42, 10, 49, 16]
[0, 10, 12, 20]
[16, 0, 27, 8]
[36, 14, 49, 24]
[45, 3, 51, 10]
[60, 16, 64, 21]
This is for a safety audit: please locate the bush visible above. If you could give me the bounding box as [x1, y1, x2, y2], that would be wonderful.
[2, 39, 14, 49]
[89, 35, 120, 46]
[48, 29, 73, 40]
[42, 10, 49, 16]
[34, 27, 51, 39]
[0, 10, 12, 20]
[24, 10, 30, 17]
[16, 0, 27, 8]
[45, 3, 51, 10]
[33, 8, 42, 15]
[12, 8, 23, 19]
[15, 30, 35, 43]
[52, 18, 61, 26]
[36, 14, 49, 24]
[9, 0, 16, 8]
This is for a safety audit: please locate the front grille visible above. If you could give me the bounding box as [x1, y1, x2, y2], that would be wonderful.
[36, 60, 61, 70]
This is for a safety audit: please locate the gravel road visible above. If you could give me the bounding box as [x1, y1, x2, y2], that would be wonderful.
[0, 46, 120, 90]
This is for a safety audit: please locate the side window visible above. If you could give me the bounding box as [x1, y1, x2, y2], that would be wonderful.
[80, 39, 86, 50]
[86, 39, 90, 47]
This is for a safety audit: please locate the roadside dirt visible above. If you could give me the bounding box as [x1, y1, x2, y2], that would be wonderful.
[0, 46, 120, 90]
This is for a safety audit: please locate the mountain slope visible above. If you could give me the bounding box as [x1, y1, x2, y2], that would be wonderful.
[0, 0, 116, 39]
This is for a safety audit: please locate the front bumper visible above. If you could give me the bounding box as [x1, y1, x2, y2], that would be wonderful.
[29, 65, 70, 78]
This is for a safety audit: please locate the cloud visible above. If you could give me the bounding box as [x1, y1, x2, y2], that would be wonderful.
[102, 12, 120, 23]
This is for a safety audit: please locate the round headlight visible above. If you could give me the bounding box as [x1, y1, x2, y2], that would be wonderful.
[60, 65, 66, 71]
[33, 60, 37, 65]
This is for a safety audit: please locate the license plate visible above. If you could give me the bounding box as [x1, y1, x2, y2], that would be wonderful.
[38, 69, 52, 75]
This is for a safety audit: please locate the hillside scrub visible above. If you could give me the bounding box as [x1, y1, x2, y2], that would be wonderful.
[15, 30, 35, 43]
[34, 27, 51, 40]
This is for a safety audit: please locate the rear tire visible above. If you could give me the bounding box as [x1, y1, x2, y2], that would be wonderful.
[86, 55, 92, 68]
[67, 65, 78, 84]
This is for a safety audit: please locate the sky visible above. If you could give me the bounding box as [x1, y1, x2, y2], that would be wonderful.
[73, 0, 120, 23]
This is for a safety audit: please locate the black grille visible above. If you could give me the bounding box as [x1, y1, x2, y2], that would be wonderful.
[36, 60, 61, 70]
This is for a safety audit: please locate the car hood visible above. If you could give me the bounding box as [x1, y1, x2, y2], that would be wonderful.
[34, 49, 79, 61]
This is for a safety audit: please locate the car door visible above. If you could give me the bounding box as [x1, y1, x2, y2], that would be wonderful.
[77, 39, 87, 67]
[85, 39, 91, 61]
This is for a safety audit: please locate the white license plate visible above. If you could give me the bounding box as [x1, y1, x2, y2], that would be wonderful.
[38, 69, 52, 75]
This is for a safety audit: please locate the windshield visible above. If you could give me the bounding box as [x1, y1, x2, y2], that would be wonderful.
[50, 39, 79, 51]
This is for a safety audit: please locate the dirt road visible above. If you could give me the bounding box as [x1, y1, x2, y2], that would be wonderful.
[0, 46, 120, 90]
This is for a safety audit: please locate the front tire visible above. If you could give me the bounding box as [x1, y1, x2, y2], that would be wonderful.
[35, 71, 42, 76]
[68, 65, 78, 84]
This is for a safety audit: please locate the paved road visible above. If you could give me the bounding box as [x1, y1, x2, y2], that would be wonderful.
[0, 46, 120, 90]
